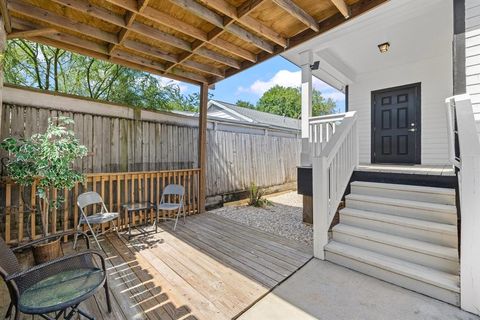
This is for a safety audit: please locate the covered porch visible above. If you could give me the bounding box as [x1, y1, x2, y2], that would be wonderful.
[0, 212, 312, 320]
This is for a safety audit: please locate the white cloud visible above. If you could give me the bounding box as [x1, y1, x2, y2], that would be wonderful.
[238, 69, 344, 103]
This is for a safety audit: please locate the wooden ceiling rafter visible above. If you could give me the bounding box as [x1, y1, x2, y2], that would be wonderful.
[237, 0, 268, 18]
[108, 0, 151, 55]
[10, 17, 209, 85]
[7, 27, 57, 39]
[196, 0, 287, 47]
[0, 0, 11, 33]
[103, 0, 256, 68]
[43, 0, 239, 72]
[2, 0, 388, 85]
[222, 0, 389, 83]
[329, 0, 351, 18]
[271, 0, 319, 32]
[10, 0, 225, 80]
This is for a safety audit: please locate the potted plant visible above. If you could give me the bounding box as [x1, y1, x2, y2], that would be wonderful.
[1, 116, 87, 263]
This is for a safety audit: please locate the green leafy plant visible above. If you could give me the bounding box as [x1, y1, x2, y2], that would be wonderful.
[1, 117, 88, 237]
[248, 183, 271, 208]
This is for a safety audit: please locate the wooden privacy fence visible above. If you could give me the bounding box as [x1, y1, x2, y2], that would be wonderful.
[0, 169, 200, 244]
[1, 90, 300, 198]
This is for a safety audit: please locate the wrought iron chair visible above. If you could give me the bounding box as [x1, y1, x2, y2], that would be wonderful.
[75, 191, 119, 250]
[157, 184, 185, 231]
[0, 231, 111, 320]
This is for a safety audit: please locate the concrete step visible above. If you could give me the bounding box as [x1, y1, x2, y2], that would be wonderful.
[340, 208, 458, 248]
[332, 224, 459, 273]
[350, 181, 456, 205]
[325, 242, 460, 306]
[345, 194, 457, 225]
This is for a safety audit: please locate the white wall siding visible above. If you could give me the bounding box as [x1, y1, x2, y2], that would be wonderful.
[349, 53, 453, 165]
[466, 0, 480, 133]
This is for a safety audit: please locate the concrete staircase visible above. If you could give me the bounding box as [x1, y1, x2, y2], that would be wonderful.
[325, 181, 460, 305]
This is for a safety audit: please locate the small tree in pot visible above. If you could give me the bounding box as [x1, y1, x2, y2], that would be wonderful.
[1, 117, 87, 263]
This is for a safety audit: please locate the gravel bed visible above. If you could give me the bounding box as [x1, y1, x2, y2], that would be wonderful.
[210, 191, 313, 246]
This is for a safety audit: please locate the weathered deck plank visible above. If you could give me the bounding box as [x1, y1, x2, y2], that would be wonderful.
[0, 214, 312, 320]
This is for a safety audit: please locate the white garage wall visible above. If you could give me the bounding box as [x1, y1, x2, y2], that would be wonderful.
[348, 52, 453, 165]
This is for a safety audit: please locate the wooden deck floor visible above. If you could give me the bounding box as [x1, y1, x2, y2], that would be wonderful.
[1, 213, 313, 320]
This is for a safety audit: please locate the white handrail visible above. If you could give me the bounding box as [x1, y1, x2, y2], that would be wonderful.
[445, 95, 480, 315]
[445, 97, 461, 168]
[308, 112, 352, 158]
[312, 111, 358, 259]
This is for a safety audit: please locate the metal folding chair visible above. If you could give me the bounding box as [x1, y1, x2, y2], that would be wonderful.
[74, 191, 119, 249]
[157, 184, 185, 231]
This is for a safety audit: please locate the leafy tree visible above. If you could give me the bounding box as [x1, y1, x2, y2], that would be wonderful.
[256, 85, 336, 118]
[257, 86, 300, 118]
[235, 100, 255, 109]
[4, 39, 201, 112]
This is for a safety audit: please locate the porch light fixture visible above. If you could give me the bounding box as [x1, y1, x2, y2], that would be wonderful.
[378, 42, 390, 53]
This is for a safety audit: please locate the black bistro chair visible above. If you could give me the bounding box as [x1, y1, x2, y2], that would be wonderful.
[0, 231, 111, 320]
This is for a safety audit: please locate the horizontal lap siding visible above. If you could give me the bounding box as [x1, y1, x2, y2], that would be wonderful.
[466, 0, 480, 135]
[349, 53, 452, 165]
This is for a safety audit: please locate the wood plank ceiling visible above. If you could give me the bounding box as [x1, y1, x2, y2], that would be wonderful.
[1, 0, 387, 85]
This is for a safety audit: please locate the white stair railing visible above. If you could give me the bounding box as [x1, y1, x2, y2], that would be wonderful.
[445, 95, 480, 315]
[312, 111, 358, 259]
[309, 113, 347, 158]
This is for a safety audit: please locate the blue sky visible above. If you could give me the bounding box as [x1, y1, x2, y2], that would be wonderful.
[177, 56, 346, 111]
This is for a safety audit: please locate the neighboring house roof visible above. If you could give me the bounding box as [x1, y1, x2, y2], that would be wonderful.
[208, 100, 301, 131]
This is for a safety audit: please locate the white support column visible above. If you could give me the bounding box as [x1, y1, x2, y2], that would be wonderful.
[300, 50, 313, 167]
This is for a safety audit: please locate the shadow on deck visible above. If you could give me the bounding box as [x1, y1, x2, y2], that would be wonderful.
[0, 213, 313, 320]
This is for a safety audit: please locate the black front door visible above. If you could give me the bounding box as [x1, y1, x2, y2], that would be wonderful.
[372, 83, 421, 164]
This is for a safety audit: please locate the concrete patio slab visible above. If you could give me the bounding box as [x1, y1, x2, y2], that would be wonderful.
[238, 259, 479, 320]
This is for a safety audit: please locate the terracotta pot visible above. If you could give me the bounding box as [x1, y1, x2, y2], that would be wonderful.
[32, 237, 62, 265]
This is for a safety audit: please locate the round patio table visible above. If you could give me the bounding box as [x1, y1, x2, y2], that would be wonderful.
[18, 267, 106, 320]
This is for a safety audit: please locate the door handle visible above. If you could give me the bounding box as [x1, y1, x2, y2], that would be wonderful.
[408, 128, 417, 132]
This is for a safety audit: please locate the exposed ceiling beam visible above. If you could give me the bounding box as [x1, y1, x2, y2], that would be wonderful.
[195, 47, 241, 69]
[52, 0, 240, 69]
[111, 48, 167, 71]
[0, 0, 11, 33]
[209, 37, 256, 62]
[110, 0, 151, 54]
[50, 0, 125, 27]
[237, 0, 267, 18]
[9, 0, 118, 43]
[197, 0, 287, 47]
[10, 15, 209, 84]
[330, 0, 350, 18]
[142, 6, 208, 41]
[105, 0, 246, 68]
[7, 27, 57, 39]
[13, 0, 239, 79]
[122, 39, 179, 63]
[271, 0, 319, 32]
[129, 21, 192, 51]
[182, 60, 225, 78]
[168, 0, 274, 53]
[221, 0, 389, 83]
